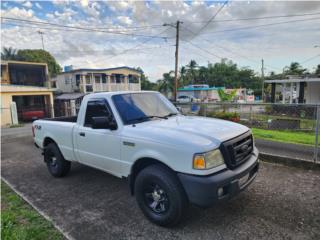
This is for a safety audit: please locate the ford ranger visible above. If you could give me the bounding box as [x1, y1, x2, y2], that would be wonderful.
[33, 91, 259, 226]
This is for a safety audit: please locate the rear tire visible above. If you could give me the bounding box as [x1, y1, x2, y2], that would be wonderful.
[44, 143, 71, 177]
[134, 164, 188, 227]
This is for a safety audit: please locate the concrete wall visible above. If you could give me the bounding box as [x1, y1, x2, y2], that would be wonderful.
[55, 73, 78, 92]
[1, 85, 54, 126]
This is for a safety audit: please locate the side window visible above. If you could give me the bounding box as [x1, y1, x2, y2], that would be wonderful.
[84, 100, 111, 127]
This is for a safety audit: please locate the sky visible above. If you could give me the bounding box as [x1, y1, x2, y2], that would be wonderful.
[1, 0, 320, 81]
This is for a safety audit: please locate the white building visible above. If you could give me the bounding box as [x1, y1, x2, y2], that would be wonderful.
[264, 76, 320, 104]
[52, 66, 141, 94]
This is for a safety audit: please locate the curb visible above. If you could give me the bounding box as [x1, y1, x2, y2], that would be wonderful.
[259, 152, 320, 170]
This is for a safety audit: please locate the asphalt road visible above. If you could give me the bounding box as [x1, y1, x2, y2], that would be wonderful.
[2, 136, 320, 240]
[255, 138, 317, 162]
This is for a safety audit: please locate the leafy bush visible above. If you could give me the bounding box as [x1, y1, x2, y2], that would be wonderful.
[207, 111, 240, 122]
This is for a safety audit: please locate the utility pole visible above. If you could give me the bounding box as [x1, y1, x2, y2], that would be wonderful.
[261, 58, 265, 102]
[164, 21, 182, 101]
[174, 20, 181, 102]
[37, 30, 45, 50]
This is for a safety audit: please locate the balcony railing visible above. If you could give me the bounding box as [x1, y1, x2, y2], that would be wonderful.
[80, 83, 140, 92]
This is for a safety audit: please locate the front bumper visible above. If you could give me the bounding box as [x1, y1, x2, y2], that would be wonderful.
[178, 147, 259, 207]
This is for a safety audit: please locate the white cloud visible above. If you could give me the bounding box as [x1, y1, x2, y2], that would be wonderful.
[107, 1, 130, 12]
[1, 6, 34, 18]
[22, 1, 32, 8]
[117, 16, 133, 25]
[1, 1, 320, 80]
[35, 2, 42, 9]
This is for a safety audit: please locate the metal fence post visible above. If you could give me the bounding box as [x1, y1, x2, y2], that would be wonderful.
[314, 105, 320, 163]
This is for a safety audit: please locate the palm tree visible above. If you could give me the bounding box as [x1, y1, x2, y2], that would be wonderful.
[180, 66, 187, 86]
[1, 47, 18, 60]
[157, 71, 174, 97]
[187, 60, 198, 85]
[284, 62, 306, 75]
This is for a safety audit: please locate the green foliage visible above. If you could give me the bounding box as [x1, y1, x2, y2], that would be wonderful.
[1, 47, 62, 77]
[218, 89, 237, 102]
[16, 49, 62, 77]
[1, 181, 64, 240]
[136, 67, 157, 90]
[157, 71, 175, 94]
[1, 47, 18, 60]
[159, 59, 263, 94]
[315, 64, 320, 75]
[283, 62, 306, 75]
[207, 111, 240, 122]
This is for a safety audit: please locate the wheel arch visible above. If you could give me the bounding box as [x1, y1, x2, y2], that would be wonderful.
[129, 157, 175, 195]
[43, 137, 57, 148]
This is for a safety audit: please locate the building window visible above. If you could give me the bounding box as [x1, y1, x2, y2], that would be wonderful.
[85, 75, 91, 84]
[129, 75, 139, 83]
[76, 74, 80, 86]
[95, 75, 101, 84]
[86, 85, 93, 92]
[65, 76, 70, 85]
[102, 74, 107, 84]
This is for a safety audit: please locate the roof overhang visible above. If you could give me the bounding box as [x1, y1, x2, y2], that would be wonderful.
[264, 78, 320, 84]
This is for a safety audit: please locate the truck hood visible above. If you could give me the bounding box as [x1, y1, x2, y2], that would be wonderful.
[123, 115, 249, 152]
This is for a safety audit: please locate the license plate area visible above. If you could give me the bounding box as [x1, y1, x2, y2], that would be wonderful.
[238, 173, 250, 187]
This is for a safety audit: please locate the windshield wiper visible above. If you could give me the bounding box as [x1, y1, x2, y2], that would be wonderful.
[128, 115, 168, 124]
[163, 113, 178, 118]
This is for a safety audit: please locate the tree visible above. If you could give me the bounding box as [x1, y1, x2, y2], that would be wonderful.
[1, 47, 18, 60]
[283, 62, 306, 75]
[186, 60, 198, 84]
[315, 64, 320, 75]
[16, 49, 62, 77]
[137, 67, 157, 90]
[157, 71, 174, 97]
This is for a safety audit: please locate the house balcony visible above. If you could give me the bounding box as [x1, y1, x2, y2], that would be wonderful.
[80, 83, 141, 93]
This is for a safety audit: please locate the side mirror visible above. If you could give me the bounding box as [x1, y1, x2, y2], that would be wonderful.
[92, 116, 117, 130]
[176, 106, 182, 112]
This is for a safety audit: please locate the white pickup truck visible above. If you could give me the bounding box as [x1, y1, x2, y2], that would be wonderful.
[33, 91, 259, 226]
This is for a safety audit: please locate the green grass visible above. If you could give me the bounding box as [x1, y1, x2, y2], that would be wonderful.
[252, 128, 315, 146]
[1, 181, 64, 240]
[9, 124, 24, 128]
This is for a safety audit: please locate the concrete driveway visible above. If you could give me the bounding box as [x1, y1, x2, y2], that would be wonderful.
[1, 136, 320, 240]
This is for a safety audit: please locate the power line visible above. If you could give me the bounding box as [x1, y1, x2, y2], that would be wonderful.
[200, 17, 320, 35]
[183, 39, 223, 60]
[301, 54, 320, 64]
[1, 17, 164, 31]
[90, 28, 173, 65]
[187, 12, 320, 23]
[1, 17, 169, 39]
[196, 0, 228, 34]
[2, 21, 165, 33]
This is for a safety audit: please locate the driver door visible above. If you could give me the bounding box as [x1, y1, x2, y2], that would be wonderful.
[74, 99, 121, 176]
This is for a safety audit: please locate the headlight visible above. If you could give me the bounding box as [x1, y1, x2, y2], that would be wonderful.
[193, 149, 224, 170]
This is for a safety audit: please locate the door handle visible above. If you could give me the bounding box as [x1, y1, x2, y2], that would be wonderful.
[79, 132, 85, 137]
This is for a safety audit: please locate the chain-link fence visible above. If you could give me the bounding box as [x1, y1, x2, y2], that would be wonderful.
[175, 102, 320, 163]
[2, 100, 319, 163]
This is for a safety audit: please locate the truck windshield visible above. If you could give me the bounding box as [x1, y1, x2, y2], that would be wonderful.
[112, 92, 178, 125]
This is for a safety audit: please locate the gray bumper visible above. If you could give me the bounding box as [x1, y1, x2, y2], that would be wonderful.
[178, 147, 259, 207]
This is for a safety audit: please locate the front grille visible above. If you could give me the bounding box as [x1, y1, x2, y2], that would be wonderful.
[219, 131, 253, 169]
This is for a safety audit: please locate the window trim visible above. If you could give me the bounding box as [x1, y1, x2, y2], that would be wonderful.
[83, 98, 114, 128]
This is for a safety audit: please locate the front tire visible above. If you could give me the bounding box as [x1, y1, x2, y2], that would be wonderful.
[134, 164, 188, 227]
[44, 143, 71, 177]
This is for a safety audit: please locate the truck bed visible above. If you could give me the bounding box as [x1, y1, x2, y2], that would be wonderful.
[43, 116, 77, 122]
